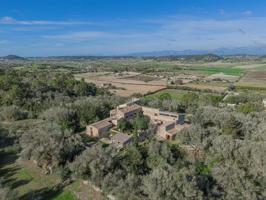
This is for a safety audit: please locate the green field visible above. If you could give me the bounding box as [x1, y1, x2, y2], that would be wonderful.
[52, 191, 76, 200]
[145, 89, 223, 101]
[188, 66, 244, 76]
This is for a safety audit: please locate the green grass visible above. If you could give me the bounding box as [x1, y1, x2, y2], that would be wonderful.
[52, 191, 76, 200]
[0, 148, 103, 200]
[188, 67, 244, 76]
[145, 89, 217, 101]
[17, 168, 33, 180]
[1, 157, 93, 200]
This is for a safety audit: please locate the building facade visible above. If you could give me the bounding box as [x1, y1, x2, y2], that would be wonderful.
[86, 119, 113, 137]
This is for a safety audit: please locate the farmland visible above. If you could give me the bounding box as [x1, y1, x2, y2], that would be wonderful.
[2, 55, 266, 97]
[66, 56, 265, 96]
[75, 72, 167, 97]
[187, 66, 244, 76]
[237, 71, 266, 88]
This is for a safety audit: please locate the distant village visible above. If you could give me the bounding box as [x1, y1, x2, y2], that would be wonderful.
[86, 98, 189, 149]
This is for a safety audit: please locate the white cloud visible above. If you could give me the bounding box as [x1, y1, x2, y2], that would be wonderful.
[40, 16, 266, 52]
[43, 31, 108, 40]
[0, 16, 93, 25]
[2, 14, 266, 55]
[43, 30, 149, 41]
[243, 10, 253, 16]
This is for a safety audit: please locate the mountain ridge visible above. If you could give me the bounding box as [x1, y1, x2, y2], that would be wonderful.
[127, 45, 266, 57]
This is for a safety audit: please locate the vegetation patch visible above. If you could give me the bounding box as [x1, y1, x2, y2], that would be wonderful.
[52, 191, 76, 200]
[188, 66, 244, 76]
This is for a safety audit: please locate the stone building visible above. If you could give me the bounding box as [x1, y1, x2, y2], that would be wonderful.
[110, 103, 142, 121]
[142, 106, 187, 140]
[86, 118, 113, 137]
[157, 121, 177, 140]
[86, 102, 187, 141]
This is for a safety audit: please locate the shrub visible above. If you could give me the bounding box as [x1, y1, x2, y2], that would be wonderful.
[237, 102, 264, 114]
[40, 107, 80, 132]
[0, 105, 28, 121]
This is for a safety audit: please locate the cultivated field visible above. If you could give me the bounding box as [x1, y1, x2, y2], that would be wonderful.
[144, 88, 224, 102]
[183, 83, 227, 92]
[237, 71, 266, 88]
[75, 72, 167, 97]
[204, 73, 240, 82]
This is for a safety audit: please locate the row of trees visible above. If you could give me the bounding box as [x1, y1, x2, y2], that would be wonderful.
[142, 92, 223, 113]
[142, 91, 265, 114]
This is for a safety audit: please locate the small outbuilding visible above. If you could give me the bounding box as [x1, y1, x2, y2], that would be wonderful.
[156, 121, 190, 140]
[157, 121, 177, 140]
[111, 133, 133, 149]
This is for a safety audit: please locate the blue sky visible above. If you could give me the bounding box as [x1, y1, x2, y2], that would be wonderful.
[1, 0, 266, 56]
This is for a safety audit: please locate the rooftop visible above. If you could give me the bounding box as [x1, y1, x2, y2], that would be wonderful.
[88, 118, 112, 129]
[159, 110, 179, 117]
[112, 133, 133, 143]
[118, 104, 142, 114]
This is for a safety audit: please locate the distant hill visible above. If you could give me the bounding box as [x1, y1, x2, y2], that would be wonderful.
[1, 55, 26, 60]
[128, 45, 266, 57]
[26, 54, 264, 63]
[128, 50, 209, 57]
[152, 54, 222, 62]
[182, 54, 222, 62]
